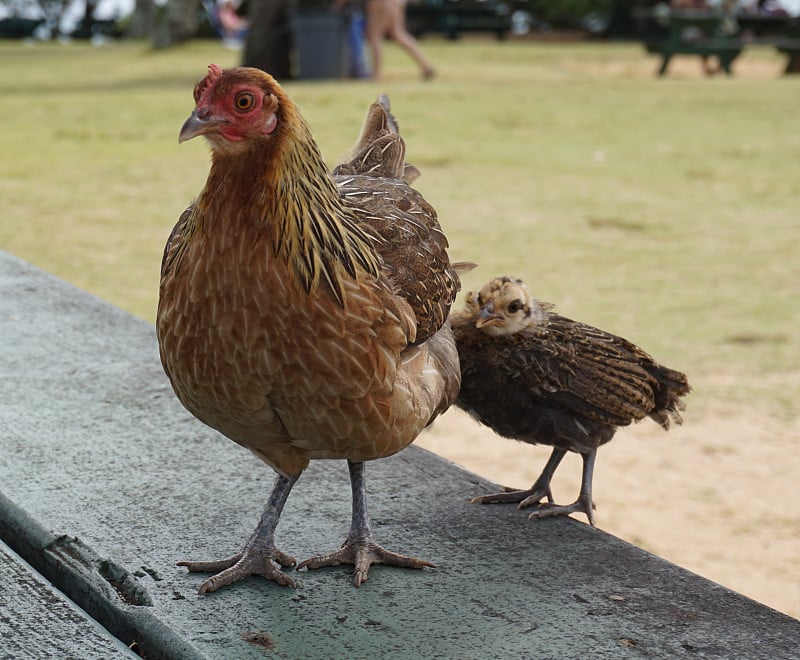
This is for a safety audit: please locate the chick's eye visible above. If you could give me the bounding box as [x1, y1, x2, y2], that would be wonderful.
[235, 92, 256, 111]
[507, 300, 523, 314]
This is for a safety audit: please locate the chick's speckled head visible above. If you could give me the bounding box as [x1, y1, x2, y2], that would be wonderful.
[179, 64, 291, 150]
[473, 276, 538, 337]
[461, 290, 480, 316]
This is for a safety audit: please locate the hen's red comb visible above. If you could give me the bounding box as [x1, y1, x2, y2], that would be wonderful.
[193, 63, 223, 103]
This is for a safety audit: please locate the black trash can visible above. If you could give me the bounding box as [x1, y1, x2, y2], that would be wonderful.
[290, 9, 349, 80]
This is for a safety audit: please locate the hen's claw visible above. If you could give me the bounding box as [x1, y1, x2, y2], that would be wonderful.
[297, 539, 435, 587]
[178, 553, 242, 574]
[179, 546, 298, 594]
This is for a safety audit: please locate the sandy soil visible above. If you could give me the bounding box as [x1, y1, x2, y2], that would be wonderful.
[416, 402, 800, 621]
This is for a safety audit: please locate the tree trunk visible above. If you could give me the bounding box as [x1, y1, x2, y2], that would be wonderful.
[151, 0, 203, 48]
[75, 0, 97, 38]
[243, 0, 292, 80]
[126, 0, 156, 38]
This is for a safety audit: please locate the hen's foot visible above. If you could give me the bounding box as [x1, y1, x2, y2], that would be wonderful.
[527, 497, 596, 527]
[178, 472, 301, 594]
[471, 485, 553, 507]
[310, 461, 434, 586]
[178, 546, 297, 594]
[297, 537, 435, 587]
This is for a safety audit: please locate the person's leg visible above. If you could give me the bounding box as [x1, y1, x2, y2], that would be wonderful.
[387, 0, 434, 78]
[365, 0, 390, 79]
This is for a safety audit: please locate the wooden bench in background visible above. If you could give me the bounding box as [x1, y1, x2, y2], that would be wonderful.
[737, 13, 800, 73]
[638, 9, 800, 76]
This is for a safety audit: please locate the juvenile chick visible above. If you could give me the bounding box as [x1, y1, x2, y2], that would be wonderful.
[450, 277, 691, 525]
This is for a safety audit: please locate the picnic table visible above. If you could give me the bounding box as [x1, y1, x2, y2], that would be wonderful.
[737, 13, 800, 72]
[637, 8, 800, 76]
[2, 249, 800, 658]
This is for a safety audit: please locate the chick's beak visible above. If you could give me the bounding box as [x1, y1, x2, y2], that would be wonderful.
[476, 306, 502, 329]
[179, 109, 222, 143]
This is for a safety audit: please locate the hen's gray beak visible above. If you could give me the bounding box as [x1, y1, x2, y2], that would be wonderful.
[179, 110, 221, 143]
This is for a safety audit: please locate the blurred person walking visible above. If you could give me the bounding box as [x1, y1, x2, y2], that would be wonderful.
[366, 0, 435, 80]
[217, 0, 248, 46]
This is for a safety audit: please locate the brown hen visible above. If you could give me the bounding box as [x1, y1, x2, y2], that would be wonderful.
[157, 65, 461, 592]
[450, 277, 691, 526]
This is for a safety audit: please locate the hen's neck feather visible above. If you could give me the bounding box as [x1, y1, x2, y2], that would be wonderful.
[195, 115, 381, 306]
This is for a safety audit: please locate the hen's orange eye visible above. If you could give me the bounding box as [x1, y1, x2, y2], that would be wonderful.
[235, 92, 255, 111]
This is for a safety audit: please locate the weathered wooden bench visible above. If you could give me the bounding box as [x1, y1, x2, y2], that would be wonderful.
[737, 13, 800, 74]
[642, 11, 744, 76]
[2, 250, 799, 659]
[640, 10, 800, 76]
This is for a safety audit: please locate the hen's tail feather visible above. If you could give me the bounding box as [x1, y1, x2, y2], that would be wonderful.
[334, 96, 420, 183]
[377, 94, 400, 134]
[452, 261, 479, 276]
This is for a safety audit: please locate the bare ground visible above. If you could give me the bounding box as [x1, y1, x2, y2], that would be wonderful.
[416, 402, 800, 620]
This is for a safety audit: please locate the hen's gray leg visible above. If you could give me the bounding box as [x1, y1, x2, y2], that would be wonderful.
[297, 460, 434, 587]
[178, 472, 300, 593]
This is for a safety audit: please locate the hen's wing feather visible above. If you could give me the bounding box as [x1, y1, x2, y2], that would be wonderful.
[336, 175, 457, 344]
[333, 96, 458, 344]
[160, 206, 193, 278]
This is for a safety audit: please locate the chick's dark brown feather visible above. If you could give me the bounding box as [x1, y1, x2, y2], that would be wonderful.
[456, 313, 687, 453]
[455, 319, 613, 455]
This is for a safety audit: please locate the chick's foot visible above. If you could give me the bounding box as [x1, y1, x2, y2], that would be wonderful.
[527, 450, 598, 525]
[527, 496, 596, 526]
[471, 448, 567, 508]
[470, 485, 553, 507]
[297, 534, 435, 587]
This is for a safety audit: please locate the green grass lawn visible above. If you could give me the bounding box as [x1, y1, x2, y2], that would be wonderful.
[1, 37, 798, 420]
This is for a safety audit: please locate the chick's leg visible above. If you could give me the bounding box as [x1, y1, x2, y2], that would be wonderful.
[297, 460, 434, 587]
[527, 449, 597, 526]
[178, 472, 300, 594]
[471, 447, 568, 507]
